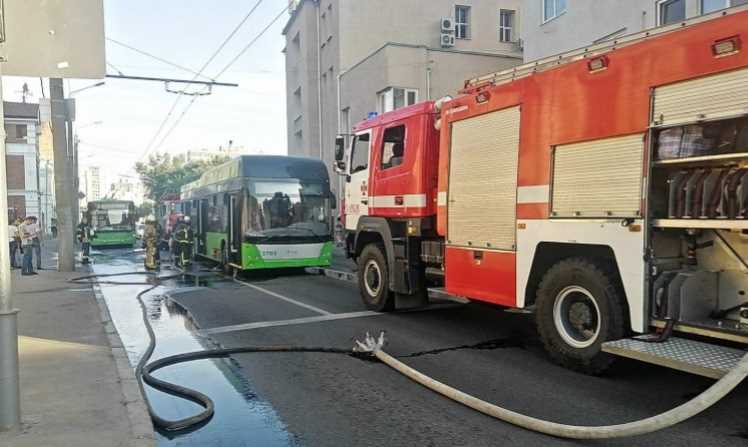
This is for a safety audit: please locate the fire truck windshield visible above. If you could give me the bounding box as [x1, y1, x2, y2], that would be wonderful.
[244, 179, 331, 242]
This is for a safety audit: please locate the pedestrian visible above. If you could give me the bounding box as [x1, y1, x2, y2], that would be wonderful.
[30, 216, 42, 270]
[77, 217, 92, 264]
[13, 218, 23, 268]
[19, 217, 37, 276]
[7, 220, 18, 269]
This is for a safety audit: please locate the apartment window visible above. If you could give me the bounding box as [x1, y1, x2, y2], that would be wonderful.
[381, 125, 406, 170]
[543, 0, 567, 22]
[455, 5, 470, 39]
[499, 9, 515, 42]
[658, 0, 686, 25]
[702, 0, 748, 13]
[379, 88, 418, 113]
[4, 124, 27, 142]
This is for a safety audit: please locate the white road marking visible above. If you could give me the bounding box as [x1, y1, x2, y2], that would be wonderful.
[200, 311, 380, 335]
[233, 278, 332, 315]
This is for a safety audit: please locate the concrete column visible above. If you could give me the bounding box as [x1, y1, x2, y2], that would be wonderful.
[50, 78, 75, 272]
[0, 68, 22, 432]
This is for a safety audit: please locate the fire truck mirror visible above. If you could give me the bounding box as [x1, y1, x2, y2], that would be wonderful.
[334, 136, 347, 174]
[329, 192, 337, 210]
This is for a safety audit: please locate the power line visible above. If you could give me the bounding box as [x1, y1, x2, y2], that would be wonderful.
[151, 4, 290, 153]
[107, 37, 215, 82]
[138, 0, 265, 162]
[106, 62, 125, 76]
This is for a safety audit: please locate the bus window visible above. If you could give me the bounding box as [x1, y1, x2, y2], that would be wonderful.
[244, 179, 330, 241]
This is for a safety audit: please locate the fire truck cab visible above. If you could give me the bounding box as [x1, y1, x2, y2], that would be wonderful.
[336, 6, 748, 376]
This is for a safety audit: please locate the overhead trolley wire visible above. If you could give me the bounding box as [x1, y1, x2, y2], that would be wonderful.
[150, 3, 291, 154]
[138, 0, 266, 162]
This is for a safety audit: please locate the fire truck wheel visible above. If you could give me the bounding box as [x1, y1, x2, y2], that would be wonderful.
[358, 243, 394, 312]
[535, 257, 626, 375]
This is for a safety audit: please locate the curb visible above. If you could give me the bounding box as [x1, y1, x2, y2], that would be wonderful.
[90, 280, 157, 447]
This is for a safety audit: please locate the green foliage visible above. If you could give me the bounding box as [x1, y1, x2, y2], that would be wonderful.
[136, 201, 154, 219]
[135, 152, 230, 202]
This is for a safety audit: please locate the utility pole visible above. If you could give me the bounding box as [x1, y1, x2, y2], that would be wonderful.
[50, 78, 75, 272]
[0, 65, 22, 432]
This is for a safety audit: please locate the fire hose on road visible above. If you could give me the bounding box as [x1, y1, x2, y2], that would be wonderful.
[71, 272, 748, 438]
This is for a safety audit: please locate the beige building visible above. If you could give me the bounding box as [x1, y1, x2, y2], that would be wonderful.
[520, 0, 748, 61]
[283, 0, 523, 194]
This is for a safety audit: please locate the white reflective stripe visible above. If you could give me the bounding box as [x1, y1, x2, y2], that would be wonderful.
[370, 194, 427, 208]
[437, 191, 447, 207]
[517, 185, 549, 204]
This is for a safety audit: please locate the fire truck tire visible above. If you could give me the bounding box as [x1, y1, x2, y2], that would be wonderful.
[535, 257, 626, 375]
[358, 243, 395, 312]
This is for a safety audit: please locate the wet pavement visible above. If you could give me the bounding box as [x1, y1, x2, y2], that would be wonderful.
[90, 249, 298, 446]
[89, 248, 748, 447]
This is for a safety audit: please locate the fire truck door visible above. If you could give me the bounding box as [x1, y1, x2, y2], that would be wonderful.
[345, 130, 372, 231]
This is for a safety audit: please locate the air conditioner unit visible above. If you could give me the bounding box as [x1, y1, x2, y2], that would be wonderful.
[441, 17, 454, 33]
[441, 33, 456, 48]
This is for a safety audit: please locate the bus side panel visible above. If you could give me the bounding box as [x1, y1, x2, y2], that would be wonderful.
[240, 241, 333, 270]
[203, 232, 227, 261]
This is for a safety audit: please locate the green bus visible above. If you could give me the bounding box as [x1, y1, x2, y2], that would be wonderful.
[180, 155, 335, 271]
[87, 200, 137, 248]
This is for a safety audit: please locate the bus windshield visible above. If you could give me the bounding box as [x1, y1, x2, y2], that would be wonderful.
[90, 202, 135, 231]
[245, 179, 331, 240]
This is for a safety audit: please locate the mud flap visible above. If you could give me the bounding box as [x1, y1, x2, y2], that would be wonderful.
[395, 292, 428, 310]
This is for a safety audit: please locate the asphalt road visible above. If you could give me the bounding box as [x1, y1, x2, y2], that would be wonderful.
[99, 249, 748, 446]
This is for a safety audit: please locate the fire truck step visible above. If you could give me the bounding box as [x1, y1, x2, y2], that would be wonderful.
[602, 336, 746, 379]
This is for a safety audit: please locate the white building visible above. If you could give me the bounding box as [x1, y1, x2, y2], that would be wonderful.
[184, 143, 254, 163]
[4, 102, 41, 224]
[109, 176, 146, 206]
[81, 166, 102, 208]
[521, 0, 748, 61]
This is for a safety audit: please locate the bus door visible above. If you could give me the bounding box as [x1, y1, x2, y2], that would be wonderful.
[198, 199, 208, 255]
[228, 194, 241, 264]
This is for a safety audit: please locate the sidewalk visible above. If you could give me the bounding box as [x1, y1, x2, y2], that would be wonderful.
[0, 240, 155, 447]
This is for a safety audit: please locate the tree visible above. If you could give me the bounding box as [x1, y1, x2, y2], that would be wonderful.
[135, 152, 229, 202]
[136, 201, 154, 219]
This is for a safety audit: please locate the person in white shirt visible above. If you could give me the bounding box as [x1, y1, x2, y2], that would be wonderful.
[19, 217, 37, 275]
[7, 223, 18, 269]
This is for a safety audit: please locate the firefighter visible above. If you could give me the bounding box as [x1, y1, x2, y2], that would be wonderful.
[143, 215, 160, 271]
[173, 215, 194, 269]
[77, 217, 92, 264]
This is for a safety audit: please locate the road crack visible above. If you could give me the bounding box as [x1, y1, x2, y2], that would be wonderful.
[398, 337, 525, 358]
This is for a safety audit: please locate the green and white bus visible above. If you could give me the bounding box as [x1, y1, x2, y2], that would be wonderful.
[180, 155, 335, 271]
[87, 200, 137, 248]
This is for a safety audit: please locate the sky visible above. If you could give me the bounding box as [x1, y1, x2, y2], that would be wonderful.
[2, 0, 289, 181]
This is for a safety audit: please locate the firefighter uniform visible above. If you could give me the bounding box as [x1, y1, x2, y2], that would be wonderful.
[144, 217, 160, 270]
[173, 220, 194, 268]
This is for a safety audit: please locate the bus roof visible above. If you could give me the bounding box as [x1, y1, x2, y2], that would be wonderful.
[181, 155, 330, 199]
[88, 199, 134, 205]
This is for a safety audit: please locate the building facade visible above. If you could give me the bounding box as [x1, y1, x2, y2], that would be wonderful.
[283, 0, 524, 195]
[82, 166, 102, 208]
[521, 0, 748, 61]
[109, 177, 146, 206]
[4, 102, 41, 225]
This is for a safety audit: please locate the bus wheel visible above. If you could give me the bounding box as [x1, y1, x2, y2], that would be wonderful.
[357, 243, 394, 312]
[535, 257, 626, 375]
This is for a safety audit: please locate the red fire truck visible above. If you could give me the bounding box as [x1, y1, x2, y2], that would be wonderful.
[334, 6, 748, 376]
